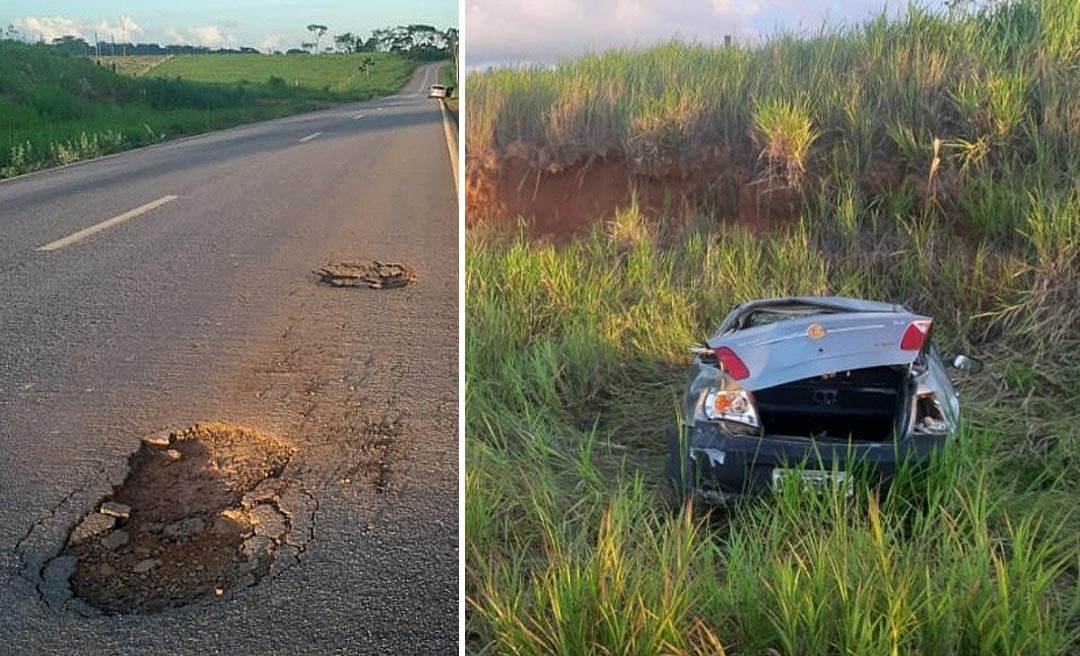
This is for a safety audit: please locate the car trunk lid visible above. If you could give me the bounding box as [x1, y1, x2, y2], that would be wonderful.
[705, 311, 930, 392]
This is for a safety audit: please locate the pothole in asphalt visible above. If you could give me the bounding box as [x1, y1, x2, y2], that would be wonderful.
[55, 422, 301, 614]
[314, 261, 416, 289]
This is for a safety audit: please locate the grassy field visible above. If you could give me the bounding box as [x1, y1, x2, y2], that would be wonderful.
[93, 55, 172, 77]
[466, 1, 1080, 653]
[0, 43, 416, 179]
[151, 53, 412, 95]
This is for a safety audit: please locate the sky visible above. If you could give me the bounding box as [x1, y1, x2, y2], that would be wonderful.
[465, 0, 951, 70]
[2, 0, 457, 52]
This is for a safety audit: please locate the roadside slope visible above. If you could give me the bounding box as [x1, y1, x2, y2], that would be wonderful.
[0, 41, 417, 179]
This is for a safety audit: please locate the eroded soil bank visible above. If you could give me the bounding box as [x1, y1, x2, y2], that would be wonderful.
[465, 157, 800, 241]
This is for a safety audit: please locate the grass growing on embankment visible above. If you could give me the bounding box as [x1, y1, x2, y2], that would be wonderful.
[150, 52, 413, 95]
[467, 0, 1080, 237]
[466, 211, 1080, 654]
[465, 1, 1080, 653]
[0, 42, 415, 178]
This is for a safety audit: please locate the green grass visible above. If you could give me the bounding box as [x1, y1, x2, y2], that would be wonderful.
[466, 214, 1080, 655]
[465, 1, 1080, 653]
[0, 43, 416, 178]
[93, 55, 173, 77]
[466, 1, 1080, 243]
[440, 61, 458, 88]
[151, 52, 412, 95]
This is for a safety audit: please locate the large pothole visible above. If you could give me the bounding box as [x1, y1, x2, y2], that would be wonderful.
[314, 261, 416, 289]
[58, 422, 297, 614]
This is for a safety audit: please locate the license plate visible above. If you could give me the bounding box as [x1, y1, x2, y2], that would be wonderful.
[771, 468, 853, 497]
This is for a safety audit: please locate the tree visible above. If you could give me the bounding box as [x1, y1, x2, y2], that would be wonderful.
[50, 35, 92, 55]
[306, 24, 328, 53]
[334, 32, 355, 53]
[356, 34, 378, 52]
[445, 27, 458, 83]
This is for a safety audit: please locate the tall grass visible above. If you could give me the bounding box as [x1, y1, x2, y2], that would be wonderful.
[467, 1, 1080, 167]
[466, 1, 1080, 248]
[466, 4, 1080, 653]
[466, 214, 1080, 654]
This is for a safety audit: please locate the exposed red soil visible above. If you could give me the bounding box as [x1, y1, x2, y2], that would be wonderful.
[466, 156, 799, 241]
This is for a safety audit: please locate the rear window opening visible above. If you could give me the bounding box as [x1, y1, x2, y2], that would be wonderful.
[754, 365, 907, 442]
[734, 305, 842, 329]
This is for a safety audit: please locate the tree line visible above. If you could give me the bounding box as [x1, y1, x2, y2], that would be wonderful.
[3, 23, 457, 59]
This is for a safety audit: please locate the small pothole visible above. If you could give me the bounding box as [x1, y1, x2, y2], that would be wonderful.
[59, 422, 297, 614]
[314, 261, 416, 289]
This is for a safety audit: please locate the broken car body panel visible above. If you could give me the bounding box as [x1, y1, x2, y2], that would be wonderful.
[705, 297, 931, 392]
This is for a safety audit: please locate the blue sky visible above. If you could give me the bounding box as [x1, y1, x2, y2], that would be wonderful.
[2, 1, 456, 51]
[465, 0, 951, 69]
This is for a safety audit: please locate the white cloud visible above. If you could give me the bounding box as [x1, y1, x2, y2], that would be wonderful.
[96, 16, 142, 42]
[15, 16, 85, 42]
[14, 14, 142, 43]
[465, 0, 942, 67]
[163, 28, 186, 44]
[465, 0, 750, 67]
[12, 14, 237, 47]
[159, 24, 235, 46]
[189, 25, 229, 46]
[259, 34, 286, 52]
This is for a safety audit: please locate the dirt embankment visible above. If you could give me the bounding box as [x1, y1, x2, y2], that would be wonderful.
[466, 155, 806, 241]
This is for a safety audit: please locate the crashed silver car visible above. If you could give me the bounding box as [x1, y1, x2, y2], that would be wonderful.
[667, 296, 981, 502]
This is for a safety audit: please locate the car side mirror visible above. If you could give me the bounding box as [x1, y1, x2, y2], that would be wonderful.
[951, 354, 983, 374]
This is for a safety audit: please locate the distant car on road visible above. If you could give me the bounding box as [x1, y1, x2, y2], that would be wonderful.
[667, 296, 982, 503]
[429, 84, 449, 99]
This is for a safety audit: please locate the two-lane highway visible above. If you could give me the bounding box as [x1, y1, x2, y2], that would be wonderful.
[0, 63, 457, 654]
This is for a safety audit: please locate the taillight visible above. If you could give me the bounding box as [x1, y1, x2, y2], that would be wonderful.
[900, 320, 932, 351]
[715, 347, 750, 379]
[704, 389, 759, 428]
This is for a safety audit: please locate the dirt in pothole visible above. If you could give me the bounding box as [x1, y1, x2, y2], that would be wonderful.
[63, 422, 295, 613]
[314, 261, 416, 289]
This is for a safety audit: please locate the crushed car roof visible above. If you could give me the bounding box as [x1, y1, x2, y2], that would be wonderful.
[706, 296, 930, 391]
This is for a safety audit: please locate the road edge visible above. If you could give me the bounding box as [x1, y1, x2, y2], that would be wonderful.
[439, 101, 459, 196]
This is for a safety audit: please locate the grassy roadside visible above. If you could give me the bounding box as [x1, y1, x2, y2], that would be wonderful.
[440, 63, 459, 116]
[465, 1, 1080, 653]
[0, 43, 415, 179]
[466, 212, 1080, 655]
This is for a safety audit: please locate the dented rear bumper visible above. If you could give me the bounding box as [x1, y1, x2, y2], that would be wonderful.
[670, 423, 948, 502]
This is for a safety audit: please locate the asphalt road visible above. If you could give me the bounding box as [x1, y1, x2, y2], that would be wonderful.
[0, 63, 458, 654]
